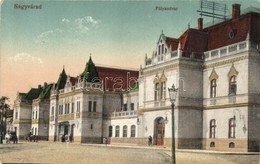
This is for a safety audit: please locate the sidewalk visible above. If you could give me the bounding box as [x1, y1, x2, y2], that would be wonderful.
[81, 142, 260, 155]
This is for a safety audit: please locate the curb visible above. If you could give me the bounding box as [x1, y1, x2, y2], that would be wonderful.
[15, 141, 260, 155]
[81, 143, 260, 155]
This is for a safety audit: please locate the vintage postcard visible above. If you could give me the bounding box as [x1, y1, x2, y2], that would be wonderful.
[0, 0, 260, 163]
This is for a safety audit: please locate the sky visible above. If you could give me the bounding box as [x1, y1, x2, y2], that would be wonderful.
[0, 0, 259, 106]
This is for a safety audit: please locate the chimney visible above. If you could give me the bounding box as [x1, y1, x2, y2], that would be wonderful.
[44, 82, 47, 87]
[198, 18, 203, 30]
[232, 4, 241, 19]
[38, 85, 42, 89]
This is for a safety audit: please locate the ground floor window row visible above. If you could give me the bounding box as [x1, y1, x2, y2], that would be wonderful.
[108, 125, 136, 138]
[210, 142, 236, 148]
[209, 118, 236, 139]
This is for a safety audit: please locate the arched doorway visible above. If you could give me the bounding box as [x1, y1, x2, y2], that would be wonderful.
[154, 117, 165, 145]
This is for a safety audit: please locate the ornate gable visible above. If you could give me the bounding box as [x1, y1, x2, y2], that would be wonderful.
[160, 71, 167, 82]
[209, 68, 219, 81]
[228, 64, 239, 78]
[154, 73, 159, 83]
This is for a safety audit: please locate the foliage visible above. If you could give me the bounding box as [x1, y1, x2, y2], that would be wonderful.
[0, 96, 10, 117]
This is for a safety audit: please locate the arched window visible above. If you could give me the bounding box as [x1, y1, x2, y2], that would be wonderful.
[229, 142, 235, 148]
[115, 126, 120, 137]
[210, 142, 215, 147]
[210, 79, 217, 98]
[229, 118, 236, 138]
[131, 125, 136, 137]
[108, 126, 113, 137]
[162, 44, 164, 54]
[123, 125, 127, 137]
[229, 76, 237, 95]
[209, 119, 216, 138]
[155, 83, 159, 101]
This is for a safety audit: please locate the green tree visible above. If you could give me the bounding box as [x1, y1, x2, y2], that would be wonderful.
[0, 96, 10, 143]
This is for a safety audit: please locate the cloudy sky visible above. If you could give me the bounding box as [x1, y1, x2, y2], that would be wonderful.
[0, 0, 259, 105]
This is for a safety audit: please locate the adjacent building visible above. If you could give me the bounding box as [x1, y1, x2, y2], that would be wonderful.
[48, 57, 139, 143]
[13, 83, 53, 140]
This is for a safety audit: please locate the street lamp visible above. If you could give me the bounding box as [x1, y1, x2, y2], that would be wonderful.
[168, 84, 178, 164]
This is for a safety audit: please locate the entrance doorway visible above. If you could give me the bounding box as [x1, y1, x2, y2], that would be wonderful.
[154, 117, 165, 145]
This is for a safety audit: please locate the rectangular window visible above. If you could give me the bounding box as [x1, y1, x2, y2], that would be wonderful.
[68, 104, 70, 114]
[51, 107, 54, 115]
[58, 105, 61, 115]
[160, 82, 166, 99]
[71, 103, 74, 113]
[88, 101, 92, 112]
[131, 125, 136, 137]
[64, 104, 67, 114]
[130, 103, 134, 110]
[155, 83, 159, 101]
[77, 101, 80, 112]
[35, 111, 38, 119]
[115, 126, 120, 137]
[61, 105, 63, 115]
[93, 101, 97, 112]
[15, 111, 18, 119]
[123, 126, 127, 137]
[123, 104, 127, 111]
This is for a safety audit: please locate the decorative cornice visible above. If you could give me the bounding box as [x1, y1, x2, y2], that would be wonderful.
[143, 60, 202, 76]
[138, 105, 202, 112]
[204, 55, 248, 69]
[203, 102, 249, 110]
[58, 89, 103, 99]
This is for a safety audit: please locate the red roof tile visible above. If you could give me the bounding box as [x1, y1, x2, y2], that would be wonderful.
[96, 66, 139, 91]
[69, 77, 78, 86]
[175, 29, 208, 58]
[203, 12, 260, 51]
[165, 37, 179, 50]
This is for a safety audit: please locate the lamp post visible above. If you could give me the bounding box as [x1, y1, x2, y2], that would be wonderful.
[168, 85, 178, 164]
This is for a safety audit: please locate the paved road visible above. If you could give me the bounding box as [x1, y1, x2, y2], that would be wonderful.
[0, 142, 259, 164]
[0, 142, 170, 164]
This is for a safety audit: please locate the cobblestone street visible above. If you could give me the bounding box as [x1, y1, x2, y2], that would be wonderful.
[0, 142, 259, 164]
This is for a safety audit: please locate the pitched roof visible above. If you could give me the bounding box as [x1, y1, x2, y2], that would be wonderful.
[81, 56, 99, 83]
[178, 29, 208, 58]
[165, 37, 179, 50]
[56, 68, 67, 90]
[19, 93, 27, 99]
[39, 84, 53, 99]
[24, 88, 43, 100]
